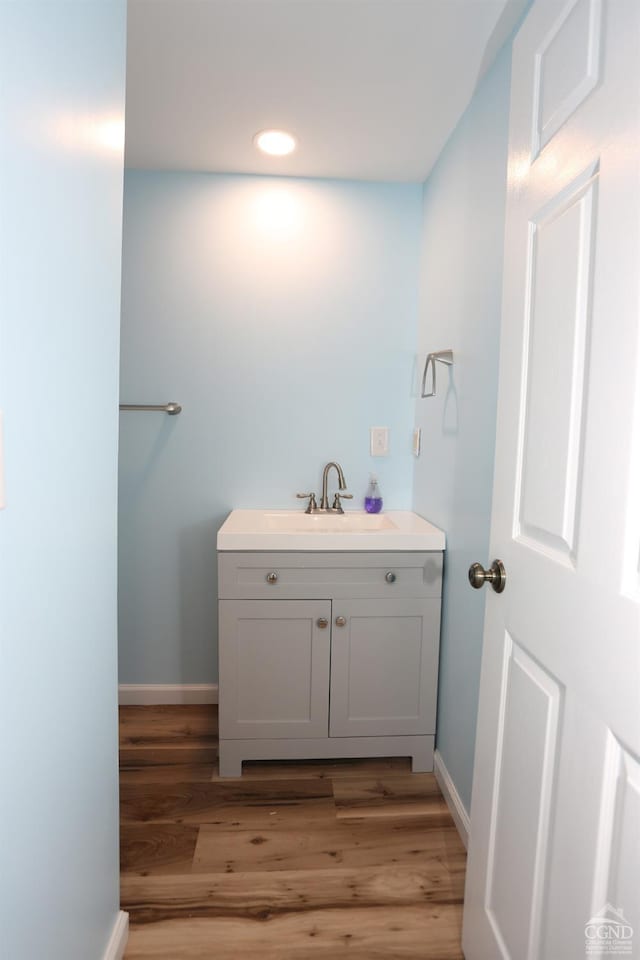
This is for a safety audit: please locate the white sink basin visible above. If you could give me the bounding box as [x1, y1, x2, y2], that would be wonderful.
[217, 509, 445, 551]
[263, 512, 396, 533]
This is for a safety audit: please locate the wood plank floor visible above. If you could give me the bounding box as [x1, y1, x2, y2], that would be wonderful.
[120, 705, 466, 959]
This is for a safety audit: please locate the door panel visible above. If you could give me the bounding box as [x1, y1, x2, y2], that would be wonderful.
[593, 738, 640, 925]
[329, 599, 440, 737]
[518, 162, 597, 562]
[486, 636, 562, 960]
[219, 599, 331, 739]
[533, 0, 602, 157]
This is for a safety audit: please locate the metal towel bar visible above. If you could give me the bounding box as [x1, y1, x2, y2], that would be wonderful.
[119, 402, 182, 415]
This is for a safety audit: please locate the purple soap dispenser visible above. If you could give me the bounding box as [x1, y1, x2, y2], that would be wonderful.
[364, 474, 383, 514]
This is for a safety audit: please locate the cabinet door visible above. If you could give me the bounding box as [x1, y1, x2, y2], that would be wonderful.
[219, 599, 331, 739]
[329, 599, 441, 737]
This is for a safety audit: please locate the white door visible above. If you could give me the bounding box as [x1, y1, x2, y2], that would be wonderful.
[463, 1, 640, 958]
[218, 599, 331, 739]
[329, 599, 441, 737]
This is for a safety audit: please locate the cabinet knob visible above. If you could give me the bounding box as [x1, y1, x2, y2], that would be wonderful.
[385, 571, 396, 583]
[317, 618, 328, 629]
[266, 572, 278, 584]
[335, 616, 347, 627]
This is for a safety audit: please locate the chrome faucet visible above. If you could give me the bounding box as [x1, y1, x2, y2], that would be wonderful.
[296, 461, 353, 514]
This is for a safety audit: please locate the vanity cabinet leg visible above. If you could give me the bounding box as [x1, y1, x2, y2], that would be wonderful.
[411, 740, 433, 773]
[218, 742, 243, 777]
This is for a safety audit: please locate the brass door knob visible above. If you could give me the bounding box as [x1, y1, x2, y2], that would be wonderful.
[266, 572, 278, 584]
[335, 616, 347, 627]
[468, 560, 506, 594]
[317, 618, 328, 629]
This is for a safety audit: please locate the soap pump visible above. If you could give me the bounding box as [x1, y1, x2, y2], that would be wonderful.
[364, 474, 383, 514]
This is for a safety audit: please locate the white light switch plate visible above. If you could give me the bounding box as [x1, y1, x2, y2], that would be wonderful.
[413, 427, 421, 457]
[370, 426, 389, 457]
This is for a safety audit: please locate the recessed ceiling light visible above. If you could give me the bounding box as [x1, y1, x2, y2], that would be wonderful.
[253, 129, 297, 156]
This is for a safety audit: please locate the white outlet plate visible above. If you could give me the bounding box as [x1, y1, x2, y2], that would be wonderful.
[413, 427, 421, 457]
[370, 426, 389, 457]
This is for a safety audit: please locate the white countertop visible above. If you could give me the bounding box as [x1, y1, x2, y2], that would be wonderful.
[217, 509, 445, 552]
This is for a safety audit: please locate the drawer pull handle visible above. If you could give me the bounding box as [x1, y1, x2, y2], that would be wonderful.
[266, 572, 278, 584]
[317, 618, 328, 629]
[385, 571, 397, 583]
[335, 616, 347, 627]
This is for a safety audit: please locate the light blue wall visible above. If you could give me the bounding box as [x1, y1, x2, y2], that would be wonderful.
[119, 173, 421, 683]
[413, 46, 512, 815]
[0, 2, 125, 959]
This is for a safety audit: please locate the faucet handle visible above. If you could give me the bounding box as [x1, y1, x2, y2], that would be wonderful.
[332, 492, 353, 512]
[296, 492, 317, 514]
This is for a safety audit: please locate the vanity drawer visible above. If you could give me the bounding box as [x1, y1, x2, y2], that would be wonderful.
[218, 551, 442, 600]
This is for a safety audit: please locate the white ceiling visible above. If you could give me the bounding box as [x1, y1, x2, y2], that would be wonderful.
[125, 0, 526, 183]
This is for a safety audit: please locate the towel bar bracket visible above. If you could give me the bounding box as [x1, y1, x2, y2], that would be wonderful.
[421, 350, 454, 398]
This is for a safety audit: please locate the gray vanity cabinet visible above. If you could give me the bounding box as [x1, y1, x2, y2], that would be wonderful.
[217, 551, 443, 777]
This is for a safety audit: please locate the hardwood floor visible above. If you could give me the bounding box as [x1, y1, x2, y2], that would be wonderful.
[120, 705, 466, 959]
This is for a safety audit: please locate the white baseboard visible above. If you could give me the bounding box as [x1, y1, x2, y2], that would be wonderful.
[434, 748, 470, 849]
[118, 683, 218, 705]
[103, 911, 128, 960]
